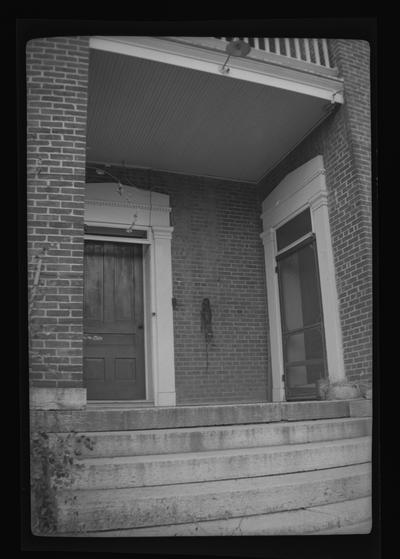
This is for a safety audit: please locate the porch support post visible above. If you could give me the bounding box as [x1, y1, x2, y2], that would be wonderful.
[261, 230, 286, 402]
[151, 226, 176, 406]
[309, 189, 345, 382]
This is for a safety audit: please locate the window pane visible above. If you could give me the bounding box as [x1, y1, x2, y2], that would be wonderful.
[287, 363, 324, 388]
[279, 251, 303, 331]
[285, 332, 305, 362]
[284, 327, 324, 364]
[306, 363, 325, 384]
[285, 327, 324, 363]
[304, 327, 324, 360]
[279, 243, 322, 331]
[276, 208, 312, 251]
[298, 244, 321, 326]
[85, 226, 147, 239]
[287, 366, 307, 387]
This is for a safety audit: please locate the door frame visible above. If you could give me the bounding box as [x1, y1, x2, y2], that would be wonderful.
[260, 155, 345, 402]
[84, 181, 176, 407]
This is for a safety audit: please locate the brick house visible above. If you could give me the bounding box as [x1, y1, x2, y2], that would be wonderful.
[27, 35, 374, 536]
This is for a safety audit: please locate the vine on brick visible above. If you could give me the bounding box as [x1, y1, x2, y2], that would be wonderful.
[28, 244, 59, 379]
[30, 430, 96, 535]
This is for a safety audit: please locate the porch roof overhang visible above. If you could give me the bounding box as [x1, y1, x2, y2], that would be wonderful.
[87, 36, 344, 184]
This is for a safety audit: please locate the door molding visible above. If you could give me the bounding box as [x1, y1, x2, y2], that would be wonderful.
[260, 155, 345, 402]
[84, 182, 176, 407]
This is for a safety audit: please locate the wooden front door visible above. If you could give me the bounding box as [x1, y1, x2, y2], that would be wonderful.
[83, 240, 145, 400]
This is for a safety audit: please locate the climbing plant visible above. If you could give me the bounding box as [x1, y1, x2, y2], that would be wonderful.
[30, 430, 96, 535]
[28, 243, 61, 380]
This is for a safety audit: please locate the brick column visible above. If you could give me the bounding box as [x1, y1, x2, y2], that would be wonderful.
[258, 40, 372, 386]
[327, 40, 372, 384]
[27, 37, 90, 409]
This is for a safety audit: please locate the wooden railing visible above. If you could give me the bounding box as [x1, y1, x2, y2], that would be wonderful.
[215, 37, 332, 68]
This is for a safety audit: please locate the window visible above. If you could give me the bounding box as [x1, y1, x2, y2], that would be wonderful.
[276, 208, 312, 251]
[84, 225, 148, 239]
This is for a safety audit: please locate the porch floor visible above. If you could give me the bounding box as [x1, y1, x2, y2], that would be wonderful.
[31, 399, 372, 433]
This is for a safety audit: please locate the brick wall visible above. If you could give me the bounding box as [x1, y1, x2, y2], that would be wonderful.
[27, 37, 89, 388]
[258, 39, 372, 384]
[86, 166, 270, 404]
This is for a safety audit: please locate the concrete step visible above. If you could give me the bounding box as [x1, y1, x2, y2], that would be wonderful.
[69, 436, 371, 490]
[32, 400, 354, 433]
[349, 399, 373, 418]
[56, 463, 371, 533]
[74, 496, 371, 537]
[309, 519, 372, 534]
[64, 417, 372, 459]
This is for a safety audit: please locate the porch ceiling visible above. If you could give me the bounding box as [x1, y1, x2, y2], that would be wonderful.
[87, 48, 331, 184]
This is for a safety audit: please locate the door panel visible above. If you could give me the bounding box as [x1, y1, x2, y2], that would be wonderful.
[83, 240, 145, 400]
[84, 242, 104, 322]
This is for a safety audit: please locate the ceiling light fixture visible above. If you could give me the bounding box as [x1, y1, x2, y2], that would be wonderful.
[219, 38, 252, 75]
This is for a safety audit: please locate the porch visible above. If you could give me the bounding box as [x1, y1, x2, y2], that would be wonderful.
[77, 36, 346, 408]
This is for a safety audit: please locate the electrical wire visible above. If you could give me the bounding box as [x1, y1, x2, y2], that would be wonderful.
[87, 164, 141, 232]
[86, 164, 158, 233]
